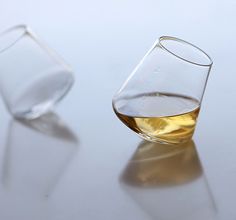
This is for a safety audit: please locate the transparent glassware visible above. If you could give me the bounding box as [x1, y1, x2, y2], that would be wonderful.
[0, 25, 74, 119]
[113, 36, 213, 144]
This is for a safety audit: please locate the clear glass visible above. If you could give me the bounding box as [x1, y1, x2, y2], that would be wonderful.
[0, 25, 74, 119]
[113, 36, 213, 144]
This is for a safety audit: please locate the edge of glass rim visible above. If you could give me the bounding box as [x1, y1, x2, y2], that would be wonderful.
[159, 36, 213, 67]
[0, 24, 30, 54]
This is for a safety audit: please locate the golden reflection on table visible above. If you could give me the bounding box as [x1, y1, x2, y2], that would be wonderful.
[120, 140, 217, 220]
[121, 140, 202, 187]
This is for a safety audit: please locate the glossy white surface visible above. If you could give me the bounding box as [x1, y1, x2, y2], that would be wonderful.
[0, 0, 235, 219]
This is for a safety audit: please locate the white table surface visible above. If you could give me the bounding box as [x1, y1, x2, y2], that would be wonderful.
[0, 0, 235, 219]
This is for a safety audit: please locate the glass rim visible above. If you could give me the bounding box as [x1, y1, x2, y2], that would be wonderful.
[0, 24, 29, 54]
[159, 36, 213, 67]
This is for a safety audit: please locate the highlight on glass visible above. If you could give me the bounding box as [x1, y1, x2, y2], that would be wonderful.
[113, 36, 213, 144]
[0, 24, 74, 119]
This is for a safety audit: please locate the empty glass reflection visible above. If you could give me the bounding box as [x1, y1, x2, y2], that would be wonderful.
[2, 112, 78, 198]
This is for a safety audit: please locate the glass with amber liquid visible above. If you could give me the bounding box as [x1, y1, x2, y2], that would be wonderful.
[113, 36, 213, 144]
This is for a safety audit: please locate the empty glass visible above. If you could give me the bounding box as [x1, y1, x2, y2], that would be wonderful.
[113, 36, 213, 144]
[0, 25, 74, 119]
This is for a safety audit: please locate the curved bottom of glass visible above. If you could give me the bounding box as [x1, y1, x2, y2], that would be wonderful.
[137, 132, 192, 145]
[8, 69, 74, 119]
[13, 100, 55, 119]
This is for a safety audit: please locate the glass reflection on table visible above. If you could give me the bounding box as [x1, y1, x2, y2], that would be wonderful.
[120, 140, 217, 220]
[2, 112, 79, 198]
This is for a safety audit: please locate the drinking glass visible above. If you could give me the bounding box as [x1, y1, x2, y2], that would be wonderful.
[0, 25, 74, 119]
[113, 36, 213, 144]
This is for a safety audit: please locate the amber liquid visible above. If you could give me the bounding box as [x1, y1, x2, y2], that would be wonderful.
[113, 92, 200, 144]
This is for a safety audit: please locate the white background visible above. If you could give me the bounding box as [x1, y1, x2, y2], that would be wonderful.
[0, 0, 235, 219]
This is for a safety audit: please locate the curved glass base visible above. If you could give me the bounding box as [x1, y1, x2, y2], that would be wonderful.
[137, 132, 192, 145]
[8, 70, 74, 119]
